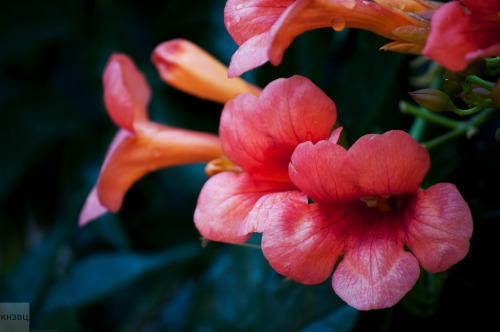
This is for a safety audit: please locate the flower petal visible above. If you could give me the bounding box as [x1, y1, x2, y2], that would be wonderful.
[240, 190, 307, 234]
[374, 0, 432, 12]
[404, 183, 473, 273]
[328, 126, 343, 144]
[152, 39, 260, 103]
[94, 123, 222, 215]
[103, 54, 151, 133]
[220, 76, 337, 181]
[332, 211, 420, 310]
[462, 0, 500, 21]
[227, 0, 416, 74]
[343, 130, 430, 197]
[194, 172, 296, 243]
[262, 199, 353, 284]
[79, 187, 108, 226]
[266, 0, 313, 66]
[228, 32, 272, 78]
[290, 131, 429, 202]
[423, 1, 500, 71]
[289, 140, 357, 203]
[224, 0, 294, 46]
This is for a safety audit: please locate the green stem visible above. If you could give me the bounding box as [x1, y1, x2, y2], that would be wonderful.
[486, 57, 500, 67]
[400, 101, 460, 129]
[453, 99, 494, 116]
[453, 105, 483, 116]
[466, 75, 495, 90]
[423, 108, 496, 149]
[408, 117, 427, 142]
[461, 80, 479, 101]
[422, 127, 466, 150]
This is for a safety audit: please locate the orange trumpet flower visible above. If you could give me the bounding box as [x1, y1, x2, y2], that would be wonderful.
[225, 0, 442, 76]
[80, 41, 259, 225]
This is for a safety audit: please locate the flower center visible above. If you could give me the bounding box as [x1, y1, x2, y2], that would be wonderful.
[360, 194, 403, 212]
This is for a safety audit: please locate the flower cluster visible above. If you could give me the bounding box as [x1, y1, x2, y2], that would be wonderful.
[82, 0, 500, 311]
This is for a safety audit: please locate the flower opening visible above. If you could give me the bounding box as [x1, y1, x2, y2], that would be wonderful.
[194, 76, 339, 243]
[261, 130, 472, 310]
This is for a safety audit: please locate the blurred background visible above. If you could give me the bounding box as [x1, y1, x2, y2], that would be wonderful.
[1, 0, 499, 331]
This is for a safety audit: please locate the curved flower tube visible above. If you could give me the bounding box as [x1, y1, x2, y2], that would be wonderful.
[194, 76, 339, 243]
[152, 39, 261, 103]
[423, 0, 500, 71]
[261, 130, 472, 310]
[225, 0, 441, 77]
[80, 42, 260, 226]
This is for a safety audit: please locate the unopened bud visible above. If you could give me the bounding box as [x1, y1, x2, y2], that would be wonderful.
[380, 41, 423, 55]
[389, 26, 429, 44]
[459, 85, 491, 101]
[491, 80, 500, 109]
[408, 89, 457, 112]
[152, 39, 260, 104]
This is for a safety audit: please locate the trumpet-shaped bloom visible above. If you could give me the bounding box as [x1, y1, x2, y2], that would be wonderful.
[225, 0, 441, 76]
[80, 53, 226, 226]
[262, 130, 472, 310]
[194, 76, 338, 243]
[152, 39, 261, 103]
[423, 0, 500, 71]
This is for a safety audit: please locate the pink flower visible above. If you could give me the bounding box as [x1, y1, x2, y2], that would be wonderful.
[423, 0, 500, 71]
[225, 0, 440, 77]
[79, 53, 224, 225]
[261, 130, 472, 310]
[194, 76, 339, 243]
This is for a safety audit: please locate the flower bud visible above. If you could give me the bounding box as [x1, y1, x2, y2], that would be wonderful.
[491, 82, 500, 109]
[380, 41, 423, 55]
[408, 89, 457, 112]
[459, 85, 491, 100]
[152, 39, 261, 104]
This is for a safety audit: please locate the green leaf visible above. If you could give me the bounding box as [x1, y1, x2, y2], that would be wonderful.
[40, 307, 79, 331]
[191, 243, 359, 331]
[40, 244, 201, 316]
[5, 222, 67, 307]
[90, 214, 131, 250]
[299, 305, 358, 332]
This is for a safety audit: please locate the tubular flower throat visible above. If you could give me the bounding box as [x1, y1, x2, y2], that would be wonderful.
[224, 0, 442, 76]
[80, 40, 258, 226]
[261, 130, 473, 310]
